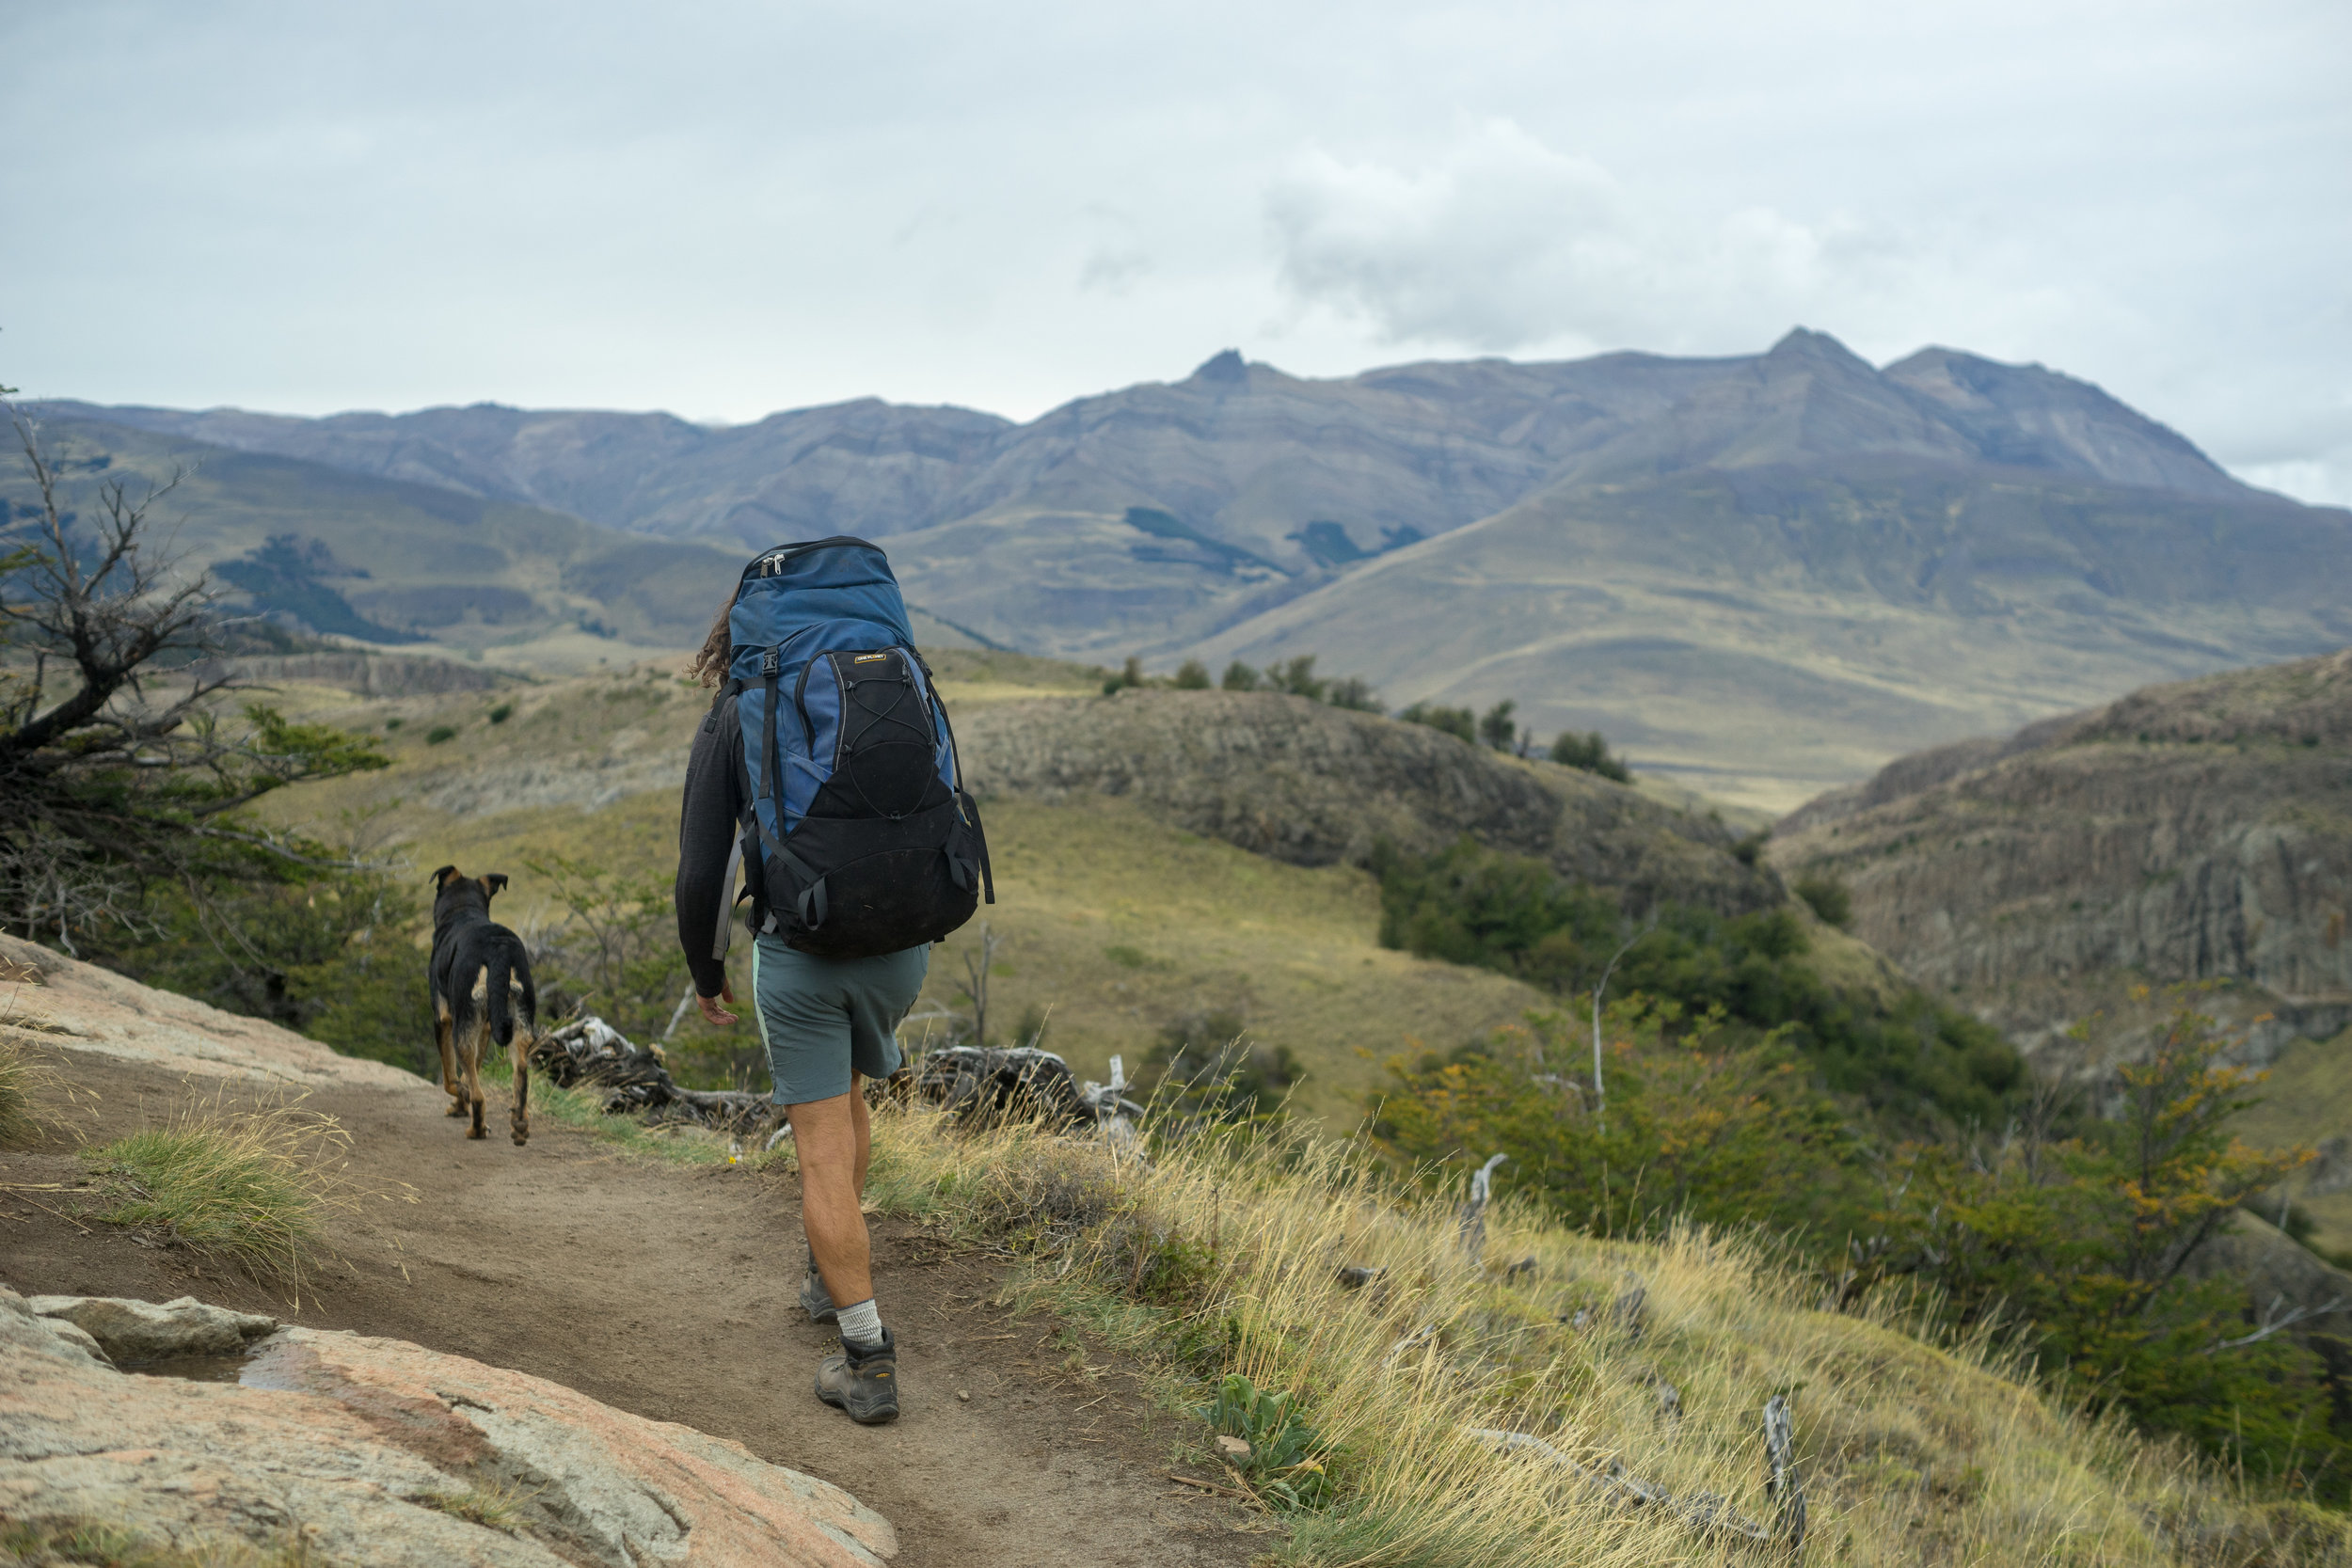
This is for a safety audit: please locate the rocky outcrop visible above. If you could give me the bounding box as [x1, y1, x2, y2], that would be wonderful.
[28, 1294, 276, 1362]
[0, 931, 418, 1089]
[2, 1287, 897, 1567]
[1772, 649, 2352, 1041]
[184, 652, 511, 696]
[959, 688, 1781, 914]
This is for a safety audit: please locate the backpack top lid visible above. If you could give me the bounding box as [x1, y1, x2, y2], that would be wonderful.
[726, 537, 917, 688]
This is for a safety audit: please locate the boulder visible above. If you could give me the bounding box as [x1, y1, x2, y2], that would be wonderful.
[1, 1288, 896, 1567]
[28, 1293, 277, 1361]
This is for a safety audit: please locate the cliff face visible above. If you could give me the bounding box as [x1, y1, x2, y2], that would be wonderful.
[1772, 649, 2352, 1043]
[959, 688, 1781, 916]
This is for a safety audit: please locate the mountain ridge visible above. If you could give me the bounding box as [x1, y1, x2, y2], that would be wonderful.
[25, 330, 2344, 804]
[39, 327, 2258, 564]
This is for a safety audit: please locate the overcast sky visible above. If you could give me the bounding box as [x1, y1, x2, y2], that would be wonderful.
[3, 0, 2346, 501]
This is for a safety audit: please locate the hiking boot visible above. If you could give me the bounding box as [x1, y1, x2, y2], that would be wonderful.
[800, 1254, 838, 1323]
[815, 1328, 899, 1424]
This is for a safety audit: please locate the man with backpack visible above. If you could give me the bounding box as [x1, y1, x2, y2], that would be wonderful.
[674, 538, 992, 1426]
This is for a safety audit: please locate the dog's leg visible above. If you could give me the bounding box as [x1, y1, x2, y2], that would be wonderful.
[435, 995, 466, 1117]
[464, 965, 489, 1140]
[509, 975, 532, 1148]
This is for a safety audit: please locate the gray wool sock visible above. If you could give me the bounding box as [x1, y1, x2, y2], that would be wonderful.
[835, 1298, 883, 1348]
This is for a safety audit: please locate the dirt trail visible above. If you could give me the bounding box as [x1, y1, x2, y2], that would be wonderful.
[1, 1048, 1264, 1568]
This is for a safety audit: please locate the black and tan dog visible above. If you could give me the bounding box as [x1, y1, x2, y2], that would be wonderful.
[428, 865, 537, 1145]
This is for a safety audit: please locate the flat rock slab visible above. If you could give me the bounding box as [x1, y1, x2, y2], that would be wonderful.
[0, 930, 418, 1089]
[1, 1288, 897, 1567]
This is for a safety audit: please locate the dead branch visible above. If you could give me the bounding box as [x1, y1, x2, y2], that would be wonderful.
[1457, 1150, 1508, 1264]
[1464, 1425, 1776, 1547]
[2204, 1291, 2350, 1354]
[530, 1015, 779, 1136]
[1763, 1392, 1806, 1553]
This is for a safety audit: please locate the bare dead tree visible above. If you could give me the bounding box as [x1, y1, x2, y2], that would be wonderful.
[953, 921, 1003, 1045]
[0, 391, 386, 950]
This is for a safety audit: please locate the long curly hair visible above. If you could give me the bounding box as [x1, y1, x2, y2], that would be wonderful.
[685, 591, 735, 688]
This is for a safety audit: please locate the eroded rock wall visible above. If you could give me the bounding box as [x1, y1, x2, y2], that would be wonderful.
[960, 688, 1781, 914]
[1774, 649, 2352, 1045]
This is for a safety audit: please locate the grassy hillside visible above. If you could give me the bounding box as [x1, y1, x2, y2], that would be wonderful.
[239, 651, 1548, 1122]
[1185, 462, 2352, 813]
[860, 1104, 2341, 1568]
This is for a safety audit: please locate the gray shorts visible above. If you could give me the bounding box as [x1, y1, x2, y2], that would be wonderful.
[749, 935, 929, 1106]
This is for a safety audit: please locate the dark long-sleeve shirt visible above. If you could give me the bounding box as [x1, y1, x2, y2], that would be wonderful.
[675, 691, 751, 999]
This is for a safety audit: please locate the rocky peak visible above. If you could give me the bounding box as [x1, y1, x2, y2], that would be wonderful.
[1188, 347, 1249, 385]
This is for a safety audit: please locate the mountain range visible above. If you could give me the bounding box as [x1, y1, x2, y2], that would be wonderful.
[24, 327, 2351, 806]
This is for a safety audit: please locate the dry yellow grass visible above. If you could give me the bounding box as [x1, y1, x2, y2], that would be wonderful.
[865, 1103, 2341, 1567]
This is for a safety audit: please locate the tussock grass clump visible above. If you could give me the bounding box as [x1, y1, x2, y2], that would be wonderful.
[82, 1094, 351, 1287]
[0, 1034, 47, 1148]
[863, 1104, 2351, 1568]
[2, 958, 65, 1147]
[0, 1515, 314, 1566]
[412, 1478, 536, 1533]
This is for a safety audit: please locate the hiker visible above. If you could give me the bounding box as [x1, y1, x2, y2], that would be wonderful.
[674, 539, 992, 1425]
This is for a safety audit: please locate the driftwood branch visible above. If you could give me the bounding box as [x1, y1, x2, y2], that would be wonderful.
[1467, 1392, 1804, 1557]
[1464, 1426, 1774, 1546]
[1763, 1393, 1806, 1553]
[1457, 1151, 1508, 1263]
[530, 1016, 778, 1135]
[2204, 1291, 2351, 1354]
[912, 1044, 1141, 1137]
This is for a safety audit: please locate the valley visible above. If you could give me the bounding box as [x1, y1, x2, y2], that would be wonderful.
[1772, 647, 2352, 1244]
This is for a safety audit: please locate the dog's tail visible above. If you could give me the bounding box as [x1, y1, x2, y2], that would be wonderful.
[485, 941, 526, 1051]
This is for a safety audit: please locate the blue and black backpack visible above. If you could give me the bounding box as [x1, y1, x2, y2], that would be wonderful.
[727, 538, 992, 958]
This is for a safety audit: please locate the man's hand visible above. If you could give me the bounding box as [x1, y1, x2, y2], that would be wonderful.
[697, 981, 739, 1027]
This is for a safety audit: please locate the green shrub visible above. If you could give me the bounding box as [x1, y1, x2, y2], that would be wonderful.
[1793, 872, 1852, 928]
[1371, 836, 2022, 1124]
[1868, 1003, 2345, 1493]
[1547, 728, 1631, 782]
[487, 702, 515, 724]
[522, 853, 699, 1050]
[1271, 656, 1327, 701]
[1477, 699, 1517, 752]
[1141, 1008, 1300, 1126]
[1172, 659, 1211, 689]
[1101, 655, 1149, 695]
[1200, 1372, 1334, 1510]
[424, 724, 458, 745]
[1220, 660, 1263, 691]
[1370, 1003, 1866, 1243]
[1398, 702, 1476, 743]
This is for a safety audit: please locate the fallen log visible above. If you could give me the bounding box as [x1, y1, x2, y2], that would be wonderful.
[529, 1017, 779, 1136]
[912, 1044, 1142, 1137]
[1465, 1413, 1801, 1554]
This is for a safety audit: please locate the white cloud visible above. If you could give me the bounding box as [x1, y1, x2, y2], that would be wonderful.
[0, 0, 2344, 499]
[1263, 119, 2046, 360]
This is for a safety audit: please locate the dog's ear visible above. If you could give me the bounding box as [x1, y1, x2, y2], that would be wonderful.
[429, 864, 459, 889]
[482, 873, 510, 897]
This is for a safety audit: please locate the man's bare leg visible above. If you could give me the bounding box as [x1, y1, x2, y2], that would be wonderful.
[792, 1074, 873, 1309]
